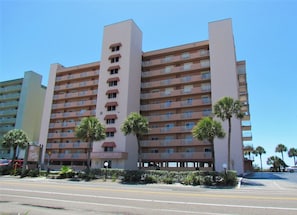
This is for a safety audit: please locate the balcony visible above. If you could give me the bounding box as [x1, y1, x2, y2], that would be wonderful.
[49, 121, 79, 129]
[54, 80, 98, 91]
[0, 109, 17, 116]
[52, 100, 97, 110]
[0, 101, 19, 108]
[149, 125, 195, 135]
[50, 153, 87, 160]
[0, 85, 22, 93]
[141, 86, 210, 100]
[141, 98, 211, 111]
[140, 139, 209, 148]
[0, 93, 20, 100]
[47, 142, 89, 149]
[55, 70, 99, 82]
[141, 152, 212, 161]
[141, 63, 208, 78]
[47, 132, 75, 139]
[141, 73, 210, 89]
[50, 110, 96, 119]
[91, 152, 128, 159]
[142, 50, 209, 68]
[146, 112, 204, 122]
[0, 118, 16, 124]
[53, 90, 97, 100]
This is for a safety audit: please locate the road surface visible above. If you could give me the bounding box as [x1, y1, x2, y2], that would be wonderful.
[1, 173, 297, 215]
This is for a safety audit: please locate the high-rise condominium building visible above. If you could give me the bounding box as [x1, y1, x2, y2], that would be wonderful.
[0, 71, 46, 159]
[39, 19, 251, 174]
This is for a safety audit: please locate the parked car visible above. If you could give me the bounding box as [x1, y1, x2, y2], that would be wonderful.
[285, 166, 297, 173]
[0, 159, 11, 166]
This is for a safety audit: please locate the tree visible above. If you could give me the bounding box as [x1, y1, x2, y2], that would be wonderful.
[275, 143, 287, 162]
[1, 129, 30, 166]
[288, 148, 297, 165]
[75, 117, 106, 171]
[252, 146, 266, 171]
[243, 145, 254, 160]
[121, 112, 149, 169]
[192, 117, 225, 171]
[267, 156, 287, 172]
[213, 96, 243, 170]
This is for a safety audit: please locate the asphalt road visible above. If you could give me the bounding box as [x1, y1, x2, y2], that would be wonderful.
[1, 172, 297, 215]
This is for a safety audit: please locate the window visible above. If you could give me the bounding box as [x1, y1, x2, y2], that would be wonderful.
[110, 57, 119, 63]
[185, 122, 195, 129]
[104, 147, 113, 152]
[163, 56, 172, 63]
[201, 83, 211, 92]
[186, 98, 193, 104]
[164, 87, 173, 95]
[183, 63, 192, 71]
[181, 52, 190, 59]
[106, 132, 115, 137]
[183, 85, 193, 93]
[110, 68, 118, 74]
[202, 95, 210, 104]
[164, 66, 172, 73]
[106, 119, 115, 124]
[109, 81, 118, 87]
[111, 46, 120, 52]
[201, 59, 210, 68]
[107, 106, 116, 111]
[165, 100, 172, 107]
[108, 93, 117, 99]
[201, 71, 210, 80]
[203, 109, 212, 116]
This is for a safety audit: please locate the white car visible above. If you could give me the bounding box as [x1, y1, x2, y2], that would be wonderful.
[286, 166, 297, 173]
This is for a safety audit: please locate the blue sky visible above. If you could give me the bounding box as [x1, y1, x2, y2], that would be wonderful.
[1, 0, 296, 168]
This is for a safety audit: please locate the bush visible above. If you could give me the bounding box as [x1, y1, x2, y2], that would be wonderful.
[58, 166, 75, 179]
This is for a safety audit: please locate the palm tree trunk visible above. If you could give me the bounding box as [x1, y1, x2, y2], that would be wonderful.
[137, 137, 142, 169]
[87, 140, 92, 171]
[228, 118, 231, 170]
[260, 154, 263, 171]
[211, 140, 215, 172]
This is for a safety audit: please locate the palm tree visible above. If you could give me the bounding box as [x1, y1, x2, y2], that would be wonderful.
[213, 97, 243, 170]
[288, 148, 297, 165]
[252, 146, 266, 171]
[243, 145, 254, 160]
[192, 117, 225, 171]
[121, 112, 149, 169]
[275, 143, 287, 162]
[75, 117, 106, 171]
[1, 129, 30, 166]
[267, 156, 282, 172]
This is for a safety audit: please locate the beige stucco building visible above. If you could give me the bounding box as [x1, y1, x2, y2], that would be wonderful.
[39, 19, 251, 174]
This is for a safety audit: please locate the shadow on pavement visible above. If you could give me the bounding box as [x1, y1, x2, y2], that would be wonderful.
[244, 172, 285, 180]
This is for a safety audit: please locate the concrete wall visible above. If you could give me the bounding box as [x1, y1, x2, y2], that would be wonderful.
[208, 19, 244, 174]
[94, 20, 143, 169]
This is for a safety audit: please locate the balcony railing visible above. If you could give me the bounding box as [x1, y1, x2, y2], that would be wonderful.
[140, 98, 211, 111]
[47, 142, 89, 149]
[146, 112, 204, 122]
[50, 110, 96, 119]
[141, 86, 211, 100]
[140, 139, 210, 147]
[91, 152, 128, 159]
[142, 63, 206, 78]
[52, 100, 97, 110]
[54, 80, 98, 91]
[142, 50, 209, 68]
[55, 70, 99, 82]
[141, 73, 210, 88]
[141, 152, 212, 161]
